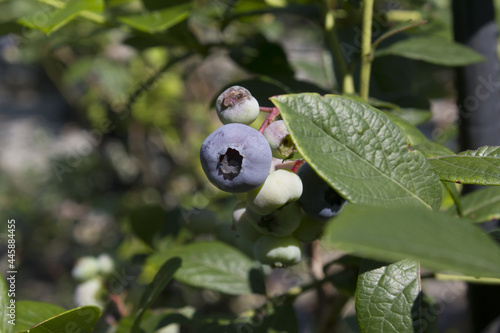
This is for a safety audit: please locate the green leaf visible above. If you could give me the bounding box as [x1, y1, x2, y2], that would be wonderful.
[147, 241, 264, 295]
[387, 108, 433, 126]
[118, 3, 191, 33]
[132, 257, 182, 333]
[374, 37, 485, 66]
[356, 259, 421, 333]
[428, 146, 500, 185]
[229, 34, 295, 78]
[16, 306, 101, 333]
[412, 142, 455, 158]
[459, 186, 500, 222]
[1, 273, 14, 333]
[256, 302, 299, 333]
[443, 181, 463, 216]
[384, 112, 429, 145]
[271, 93, 442, 211]
[323, 204, 500, 278]
[17, 0, 104, 34]
[14, 301, 65, 332]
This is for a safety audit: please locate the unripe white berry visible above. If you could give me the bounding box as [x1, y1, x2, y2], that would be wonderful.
[216, 86, 260, 125]
[247, 169, 303, 215]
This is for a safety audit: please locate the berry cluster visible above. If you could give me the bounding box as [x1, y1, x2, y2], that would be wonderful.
[200, 86, 346, 268]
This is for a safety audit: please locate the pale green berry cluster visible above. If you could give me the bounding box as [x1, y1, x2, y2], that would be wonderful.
[203, 86, 346, 268]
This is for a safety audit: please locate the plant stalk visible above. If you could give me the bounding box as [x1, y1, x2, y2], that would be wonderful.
[359, 0, 374, 100]
[322, 0, 355, 94]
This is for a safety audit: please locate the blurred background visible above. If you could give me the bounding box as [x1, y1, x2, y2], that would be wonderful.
[0, 0, 499, 332]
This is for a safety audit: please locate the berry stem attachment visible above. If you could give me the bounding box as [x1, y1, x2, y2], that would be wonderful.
[291, 160, 305, 173]
[259, 106, 275, 113]
[258, 107, 280, 133]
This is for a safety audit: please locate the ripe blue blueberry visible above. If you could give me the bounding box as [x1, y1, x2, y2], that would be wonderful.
[200, 123, 272, 193]
[297, 163, 346, 221]
[216, 86, 260, 125]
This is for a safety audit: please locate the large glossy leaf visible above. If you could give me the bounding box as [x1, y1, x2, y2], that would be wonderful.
[132, 257, 182, 333]
[14, 301, 65, 332]
[17, 0, 104, 34]
[118, 3, 191, 33]
[146, 241, 264, 295]
[323, 204, 500, 278]
[459, 186, 500, 222]
[1, 273, 14, 333]
[17, 306, 101, 333]
[356, 259, 421, 333]
[428, 146, 500, 185]
[375, 37, 485, 66]
[271, 94, 442, 210]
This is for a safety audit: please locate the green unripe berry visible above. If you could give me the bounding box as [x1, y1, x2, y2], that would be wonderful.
[216, 86, 260, 125]
[232, 203, 263, 242]
[293, 215, 325, 243]
[247, 169, 303, 215]
[253, 235, 303, 268]
[246, 202, 302, 237]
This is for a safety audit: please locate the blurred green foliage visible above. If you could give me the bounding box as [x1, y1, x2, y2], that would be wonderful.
[0, 0, 497, 332]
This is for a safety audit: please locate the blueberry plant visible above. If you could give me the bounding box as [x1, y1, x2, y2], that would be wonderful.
[1, 0, 500, 332]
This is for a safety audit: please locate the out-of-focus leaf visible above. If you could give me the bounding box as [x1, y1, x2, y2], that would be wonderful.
[230, 34, 295, 78]
[428, 146, 500, 185]
[14, 301, 65, 332]
[128, 205, 181, 248]
[388, 108, 433, 126]
[323, 204, 500, 278]
[271, 93, 442, 210]
[459, 186, 500, 222]
[147, 241, 265, 295]
[375, 37, 485, 66]
[132, 257, 182, 333]
[118, 3, 191, 33]
[142, 0, 189, 11]
[356, 259, 421, 333]
[17, 0, 104, 34]
[16, 306, 101, 333]
[124, 21, 201, 51]
[255, 302, 299, 333]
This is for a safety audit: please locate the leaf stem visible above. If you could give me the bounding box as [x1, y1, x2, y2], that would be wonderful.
[359, 0, 374, 101]
[321, 0, 355, 94]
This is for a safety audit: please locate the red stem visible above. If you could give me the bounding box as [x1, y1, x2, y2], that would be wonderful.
[291, 160, 305, 173]
[259, 106, 275, 113]
[258, 107, 280, 133]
